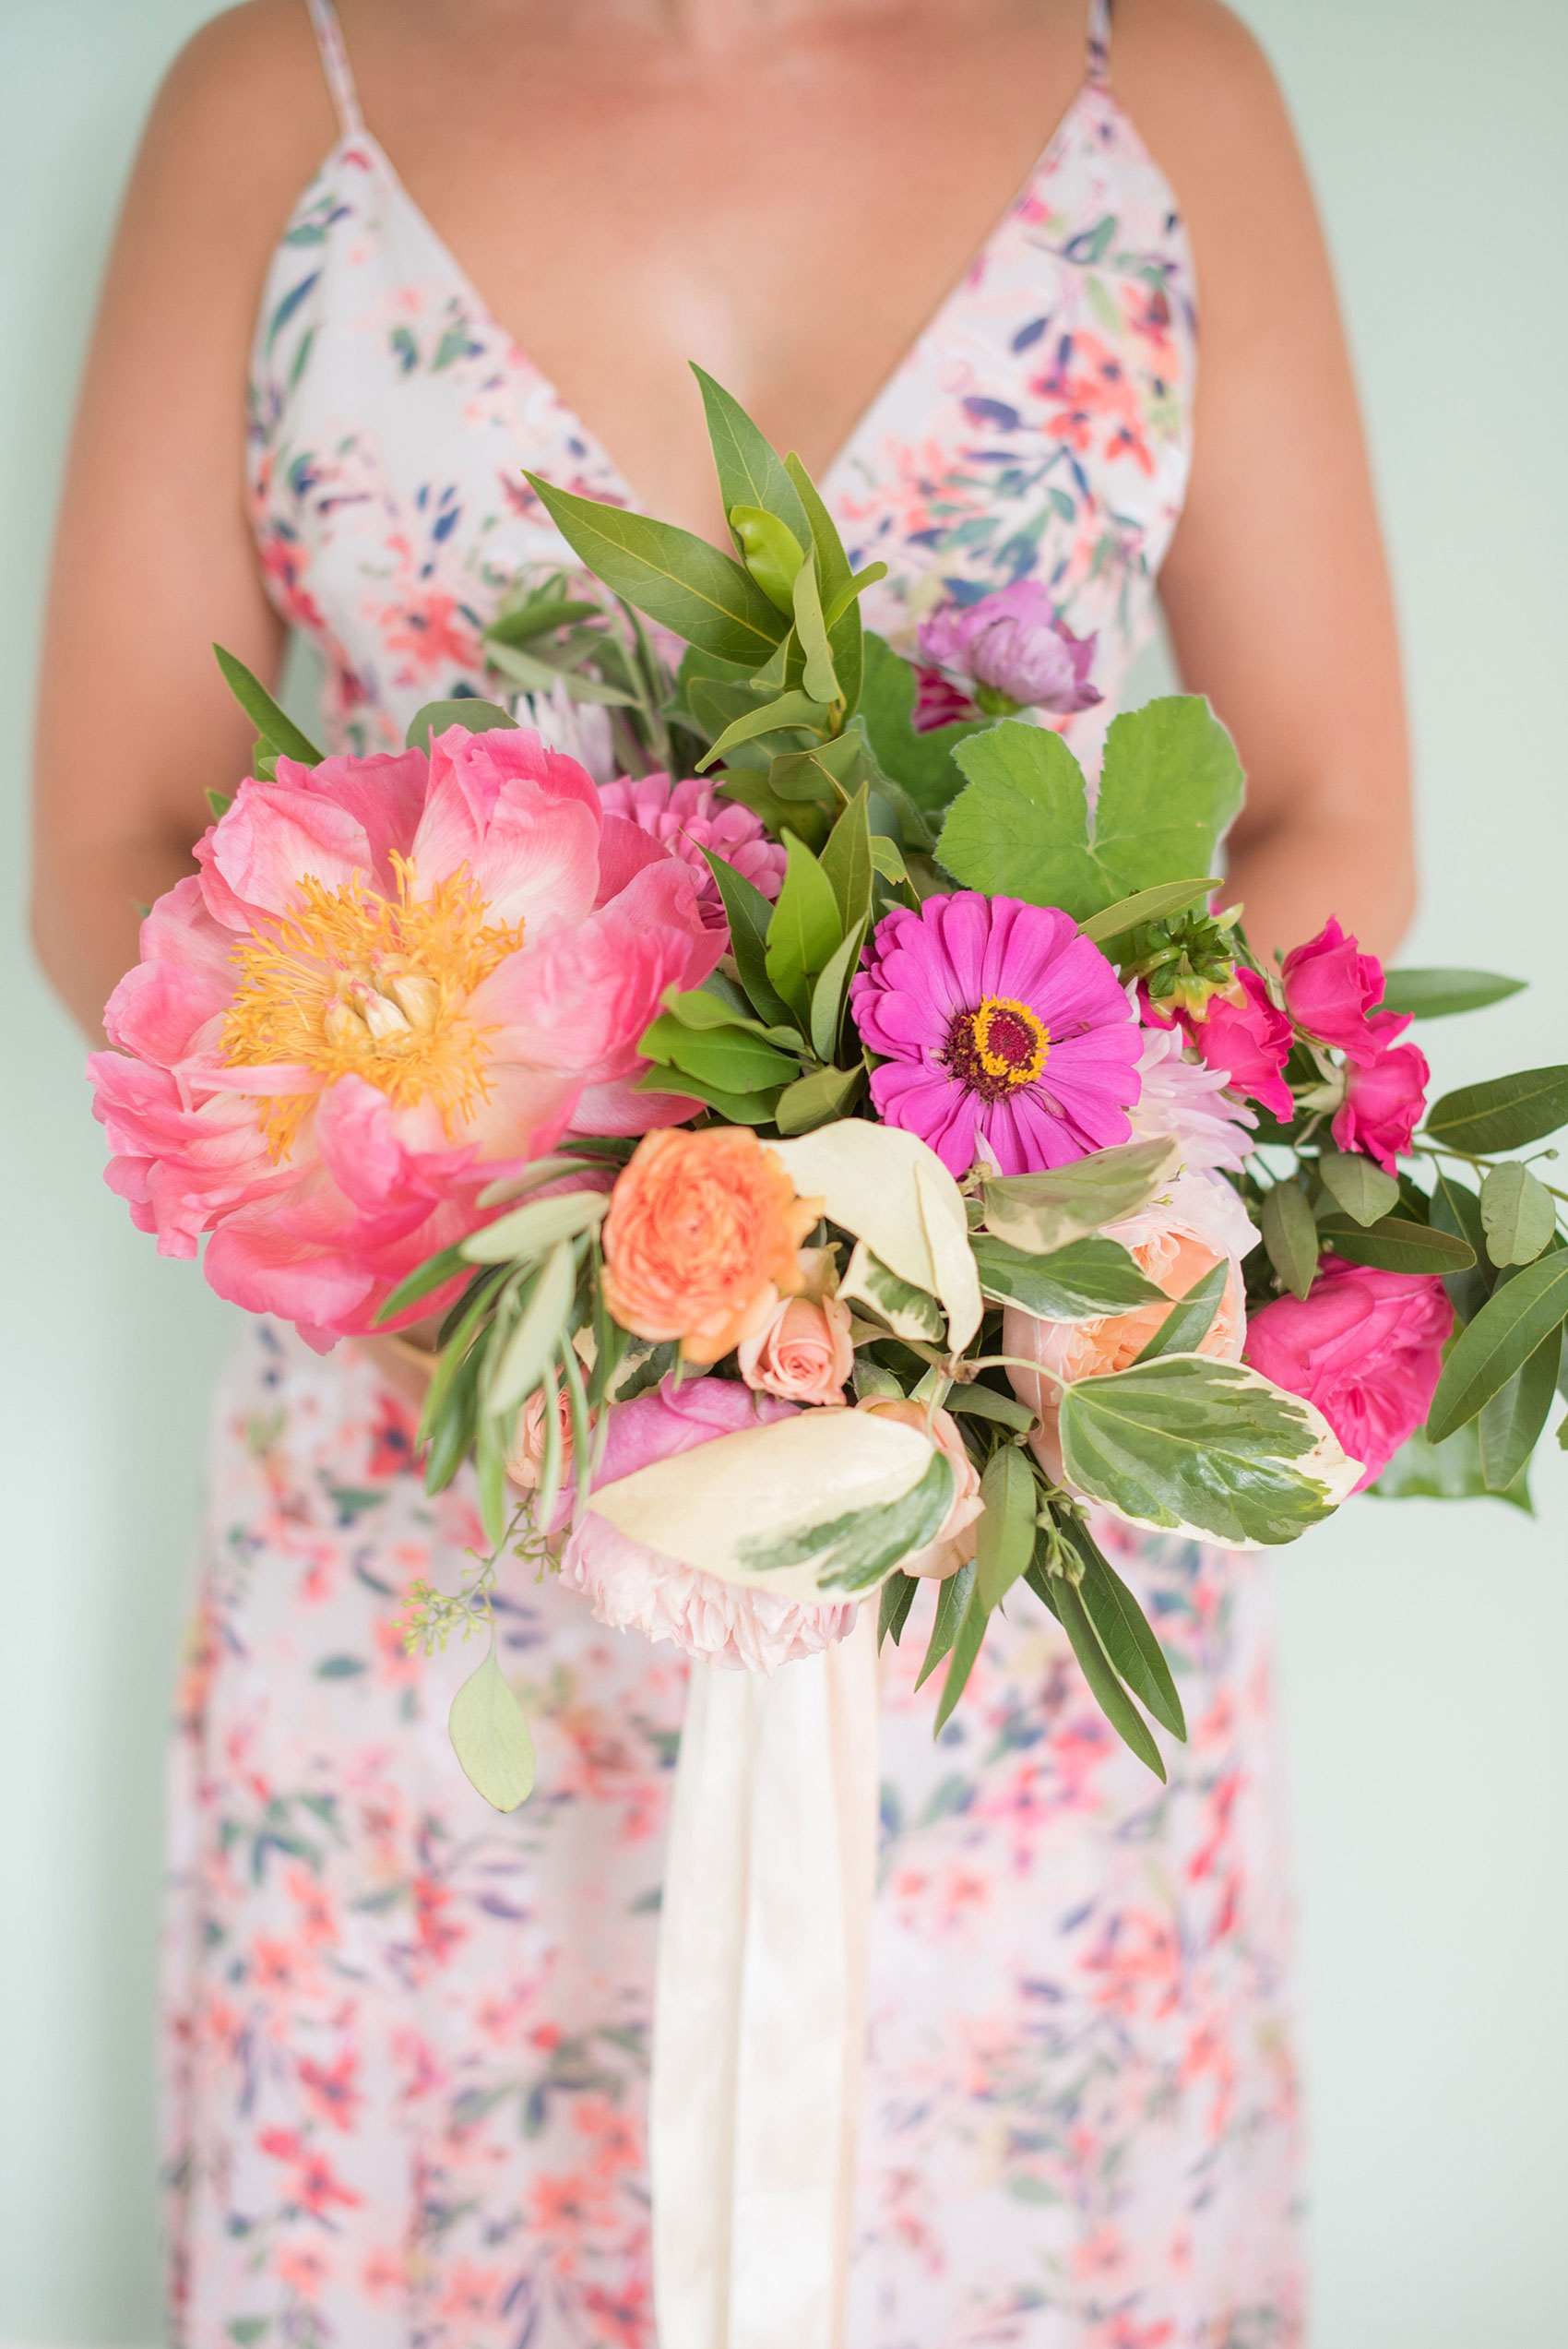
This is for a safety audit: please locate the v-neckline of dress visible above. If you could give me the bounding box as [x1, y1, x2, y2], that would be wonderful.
[334, 75, 1108, 524]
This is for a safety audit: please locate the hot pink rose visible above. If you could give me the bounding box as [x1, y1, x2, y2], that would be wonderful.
[1188, 968, 1295, 1121]
[1241, 1258, 1453, 1491]
[88, 725, 721, 1346]
[558, 1376, 855, 1670]
[854, 1398, 984, 1579]
[1331, 1031, 1430, 1171]
[1282, 917, 1408, 1067]
[736, 1254, 855, 1405]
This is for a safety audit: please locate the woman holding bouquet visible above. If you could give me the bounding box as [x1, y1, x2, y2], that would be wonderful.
[33, 0, 1412, 2341]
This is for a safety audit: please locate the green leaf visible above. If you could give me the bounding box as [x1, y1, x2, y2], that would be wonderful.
[1424, 1067, 1568, 1155]
[1378, 968, 1526, 1019]
[461, 1189, 609, 1265]
[1058, 1355, 1357, 1546]
[213, 643, 324, 765]
[784, 454, 863, 715]
[975, 1446, 1038, 1610]
[635, 1067, 780, 1125]
[484, 638, 637, 707]
[1132, 1257, 1228, 1364]
[696, 688, 830, 771]
[405, 697, 517, 753]
[945, 1384, 1037, 1434]
[1477, 1330, 1562, 1492]
[1068, 1522, 1186, 1741]
[1317, 1215, 1477, 1276]
[1427, 1250, 1568, 1441]
[1078, 877, 1218, 947]
[774, 1061, 864, 1134]
[933, 1580, 991, 1734]
[483, 595, 603, 647]
[1428, 1170, 1492, 1323]
[764, 835, 845, 1022]
[915, 1560, 977, 1689]
[1051, 1574, 1166, 1779]
[738, 1449, 956, 1595]
[941, 698, 1243, 922]
[1316, 1150, 1402, 1227]
[448, 1641, 536, 1811]
[837, 1238, 944, 1341]
[819, 781, 874, 934]
[791, 557, 840, 704]
[701, 849, 793, 1026]
[980, 1138, 1181, 1255]
[878, 1568, 920, 1651]
[522, 471, 786, 663]
[638, 1011, 802, 1094]
[1260, 1180, 1320, 1300]
[1479, 1161, 1557, 1267]
[692, 365, 812, 550]
[485, 1242, 577, 1414]
[809, 917, 867, 1063]
[205, 788, 233, 822]
[1371, 1416, 1531, 1511]
[376, 1242, 469, 1325]
[729, 504, 806, 612]
[856, 633, 986, 813]
[970, 1234, 1168, 1319]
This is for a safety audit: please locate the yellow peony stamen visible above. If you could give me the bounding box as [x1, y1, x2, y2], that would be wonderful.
[221, 853, 525, 1159]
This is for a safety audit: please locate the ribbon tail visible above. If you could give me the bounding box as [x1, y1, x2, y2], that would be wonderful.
[651, 1606, 880, 2349]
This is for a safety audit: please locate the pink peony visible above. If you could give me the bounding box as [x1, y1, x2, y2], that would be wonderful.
[849, 892, 1143, 1177]
[1188, 967, 1295, 1121]
[89, 725, 720, 1345]
[918, 582, 1101, 714]
[597, 771, 787, 929]
[1332, 1031, 1430, 1171]
[1282, 917, 1408, 1067]
[558, 1376, 856, 1671]
[737, 1253, 855, 1405]
[854, 1398, 983, 1579]
[1241, 1258, 1453, 1492]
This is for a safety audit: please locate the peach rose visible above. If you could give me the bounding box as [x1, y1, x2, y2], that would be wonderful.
[505, 1383, 577, 1496]
[737, 1246, 855, 1404]
[856, 1397, 984, 1579]
[601, 1127, 821, 1365]
[1006, 1170, 1253, 1485]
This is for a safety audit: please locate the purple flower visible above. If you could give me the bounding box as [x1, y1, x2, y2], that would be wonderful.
[849, 893, 1143, 1176]
[917, 583, 1101, 715]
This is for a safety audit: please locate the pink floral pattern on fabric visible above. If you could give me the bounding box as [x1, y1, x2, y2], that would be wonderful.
[169, 12, 1301, 2339]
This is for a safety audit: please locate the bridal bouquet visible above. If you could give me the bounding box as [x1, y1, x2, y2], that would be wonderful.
[90, 373, 1568, 1810]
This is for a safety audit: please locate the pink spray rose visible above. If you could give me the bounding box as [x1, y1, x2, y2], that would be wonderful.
[1241, 1258, 1453, 1491]
[736, 1251, 855, 1405]
[558, 1376, 856, 1671]
[1187, 968, 1295, 1121]
[1282, 917, 1408, 1067]
[88, 725, 721, 1345]
[1331, 1031, 1430, 1172]
[854, 1398, 984, 1579]
[596, 771, 787, 929]
[918, 581, 1101, 714]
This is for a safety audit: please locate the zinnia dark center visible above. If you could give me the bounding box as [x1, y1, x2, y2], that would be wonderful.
[943, 996, 1050, 1101]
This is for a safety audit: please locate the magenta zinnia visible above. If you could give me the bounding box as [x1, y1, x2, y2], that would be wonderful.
[849, 893, 1143, 1176]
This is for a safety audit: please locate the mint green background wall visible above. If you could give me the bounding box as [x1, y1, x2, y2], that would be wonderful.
[1, 4, 1563, 2342]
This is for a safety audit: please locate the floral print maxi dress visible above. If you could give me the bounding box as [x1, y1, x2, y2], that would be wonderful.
[162, 4, 1303, 2341]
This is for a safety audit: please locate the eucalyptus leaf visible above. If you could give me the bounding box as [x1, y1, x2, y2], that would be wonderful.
[448, 1642, 536, 1811]
[376, 1242, 470, 1325]
[970, 1234, 1168, 1320]
[1427, 1250, 1568, 1441]
[476, 1155, 604, 1210]
[1058, 1355, 1360, 1547]
[1260, 1180, 1320, 1300]
[1316, 1150, 1402, 1228]
[485, 1242, 577, 1413]
[980, 1138, 1181, 1255]
[1479, 1161, 1557, 1267]
[975, 1447, 1038, 1610]
[462, 1191, 608, 1265]
[1378, 968, 1526, 1019]
[1424, 1066, 1568, 1155]
[213, 643, 324, 765]
[523, 471, 786, 663]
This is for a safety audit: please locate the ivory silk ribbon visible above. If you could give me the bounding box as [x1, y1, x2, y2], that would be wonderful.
[650, 1605, 880, 2349]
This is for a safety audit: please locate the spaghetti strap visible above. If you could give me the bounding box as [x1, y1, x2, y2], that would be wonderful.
[305, 0, 364, 137]
[1086, 0, 1113, 88]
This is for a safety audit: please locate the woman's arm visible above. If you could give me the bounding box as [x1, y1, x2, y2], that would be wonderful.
[30, 2, 332, 1040]
[1118, 0, 1414, 964]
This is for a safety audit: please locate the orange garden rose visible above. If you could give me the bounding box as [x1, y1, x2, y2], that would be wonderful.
[601, 1127, 822, 1365]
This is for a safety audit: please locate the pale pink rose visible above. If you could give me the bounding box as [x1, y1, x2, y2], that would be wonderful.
[1005, 1171, 1253, 1485]
[558, 1377, 855, 1672]
[505, 1382, 583, 1529]
[1243, 1258, 1453, 1491]
[855, 1398, 984, 1580]
[736, 1249, 855, 1404]
[88, 725, 721, 1346]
